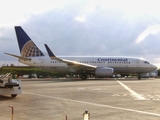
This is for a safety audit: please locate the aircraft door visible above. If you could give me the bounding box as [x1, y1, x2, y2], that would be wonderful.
[39, 58, 45, 66]
[136, 59, 140, 67]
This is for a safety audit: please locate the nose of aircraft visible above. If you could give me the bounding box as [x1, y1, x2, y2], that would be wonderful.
[152, 64, 157, 70]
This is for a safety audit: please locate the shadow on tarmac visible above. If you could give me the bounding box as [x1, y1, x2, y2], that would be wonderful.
[20, 77, 155, 83]
[0, 95, 15, 101]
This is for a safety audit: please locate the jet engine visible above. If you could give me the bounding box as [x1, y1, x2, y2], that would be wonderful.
[95, 67, 114, 77]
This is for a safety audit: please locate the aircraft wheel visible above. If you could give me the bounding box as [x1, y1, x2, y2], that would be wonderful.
[81, 75, 87, 80]
[11, 94, 17, 98]
[138, 76, 141, 80]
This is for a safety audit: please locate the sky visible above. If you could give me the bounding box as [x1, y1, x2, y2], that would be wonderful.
[0, 0, 160, 68]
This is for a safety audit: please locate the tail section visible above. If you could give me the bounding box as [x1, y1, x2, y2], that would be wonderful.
[15, 26, 44, 57]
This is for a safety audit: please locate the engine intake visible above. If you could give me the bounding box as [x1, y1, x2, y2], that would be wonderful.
[95, 67, 114, 77]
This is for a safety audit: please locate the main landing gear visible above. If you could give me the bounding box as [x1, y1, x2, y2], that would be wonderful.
[81, 75, 87, 80]
[138, 75, 141, 80]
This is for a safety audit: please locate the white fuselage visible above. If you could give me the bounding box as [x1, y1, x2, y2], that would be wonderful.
[19, 56, 157, 74]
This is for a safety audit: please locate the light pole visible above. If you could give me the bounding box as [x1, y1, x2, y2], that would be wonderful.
[9, 105, 14, 120]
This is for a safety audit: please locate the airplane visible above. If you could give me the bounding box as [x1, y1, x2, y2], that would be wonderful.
[5, 26, 157, 80]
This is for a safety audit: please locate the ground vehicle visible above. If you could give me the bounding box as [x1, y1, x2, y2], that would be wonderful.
[0, 73, 22, 97]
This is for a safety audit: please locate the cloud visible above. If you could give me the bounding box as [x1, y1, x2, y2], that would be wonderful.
[136, 25, 160, 44]
[0, 0, 74, 27]
[1, 1, 160, 67]
[75, 14, 86, 22]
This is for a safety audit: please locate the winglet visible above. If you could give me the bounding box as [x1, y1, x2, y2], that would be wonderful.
[44, 44, 96, 69]
[44, 44, 56, 57]
[44, 44, 62, 61]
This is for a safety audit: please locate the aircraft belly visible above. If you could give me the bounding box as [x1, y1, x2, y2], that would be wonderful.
[113, 67, 148, 74]
[43, 66, 69, 73]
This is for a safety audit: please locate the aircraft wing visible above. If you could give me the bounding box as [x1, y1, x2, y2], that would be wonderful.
[4, 53, 31, 61]
[44, 44, 96, 70]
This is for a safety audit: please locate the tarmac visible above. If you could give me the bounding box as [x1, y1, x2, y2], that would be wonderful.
[1, 77, 160, 120]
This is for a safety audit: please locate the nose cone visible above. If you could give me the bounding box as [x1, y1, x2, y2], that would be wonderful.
[151, 64, 157, 71]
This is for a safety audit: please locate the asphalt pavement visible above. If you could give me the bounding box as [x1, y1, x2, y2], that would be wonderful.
[0, 77, 160, 120]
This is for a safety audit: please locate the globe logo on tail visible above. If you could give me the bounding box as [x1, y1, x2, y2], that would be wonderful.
[21, 40, 44, 57]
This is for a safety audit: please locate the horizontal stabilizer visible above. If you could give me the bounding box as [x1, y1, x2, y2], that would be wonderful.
[4, 53, 31, 61]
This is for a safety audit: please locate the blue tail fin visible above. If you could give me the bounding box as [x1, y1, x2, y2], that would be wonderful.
[15, 26, 44, 57]
[44, 44, 56, 57]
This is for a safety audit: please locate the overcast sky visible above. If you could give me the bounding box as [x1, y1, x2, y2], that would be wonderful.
[0, 0, 160, 68]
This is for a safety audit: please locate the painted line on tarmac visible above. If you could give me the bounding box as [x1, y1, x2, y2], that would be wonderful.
[117, 81, 146, 100]
[23, 91, 160, 117]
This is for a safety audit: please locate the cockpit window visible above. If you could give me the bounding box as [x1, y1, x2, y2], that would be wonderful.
[144, 61, 150, 64]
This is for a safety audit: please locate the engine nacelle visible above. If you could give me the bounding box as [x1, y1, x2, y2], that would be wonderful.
[95, 67, 114, 77]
